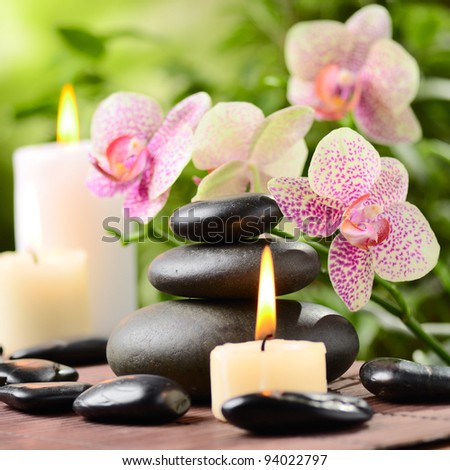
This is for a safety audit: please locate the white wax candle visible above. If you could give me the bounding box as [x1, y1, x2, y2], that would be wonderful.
[210, 339, 327, 421]
[13, 141, 137, 335]
[0, 250, 91, 356]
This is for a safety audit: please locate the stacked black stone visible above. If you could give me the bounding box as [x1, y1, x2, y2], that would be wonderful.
[106, 194, 360, 403]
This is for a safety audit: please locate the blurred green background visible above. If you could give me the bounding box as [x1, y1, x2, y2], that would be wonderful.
[1, 0, 449, 363]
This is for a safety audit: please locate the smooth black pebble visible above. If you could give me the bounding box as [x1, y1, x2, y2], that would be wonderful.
[170, 193, 283, 243]
[9, 337, 108, 366]
[0, 382, 92, 412]
[149, 238, 320, 299]
[0, 359, 78, 384]
[222, 392, 372, 435]
[107, 300, 359, 401]
[73, 374, 191, 423]
[360, 357, 450, 402]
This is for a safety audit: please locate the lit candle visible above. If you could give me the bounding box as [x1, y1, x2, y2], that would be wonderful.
[210, 246, 327, 421]
[0, 250, 91, 357]
[13, 84, 137, 335]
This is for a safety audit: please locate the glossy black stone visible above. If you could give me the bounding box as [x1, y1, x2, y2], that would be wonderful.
[73, 374, 191, 423]
[9, 337, 108, 366]
[0, 359, 79, 384]
[221, 392, 373, 434]
[360, 357, 450, 402]
[0, 382, 92, 412]
[107, 300, 359, 402]
[148, 238, 320, 299]
[169, 193, 283, 243]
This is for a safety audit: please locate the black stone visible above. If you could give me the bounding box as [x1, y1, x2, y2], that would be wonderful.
[73, 374, 191, 423]
[0, 359, 78, 384]
[0, 382, 92, 412]
[170, 193, 283, 243]
[148, 238, 320, 299]
[221, 392, 373, 435]
[360, 357, 450, 402]
[9, 337, 108, 366]
[107, 300, 359, 402]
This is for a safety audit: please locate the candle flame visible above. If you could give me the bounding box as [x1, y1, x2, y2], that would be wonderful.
[57, 83, 80, 143]
[255, 245, 276, 340]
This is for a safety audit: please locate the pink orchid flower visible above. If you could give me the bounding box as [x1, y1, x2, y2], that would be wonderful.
[285, 4, 421, 145]
[88, 91, 211, 219]
[191, 102, 314, 201]
[268, 128, 440, 311]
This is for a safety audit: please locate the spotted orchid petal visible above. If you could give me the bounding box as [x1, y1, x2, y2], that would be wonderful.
[148, 93, 211, 199]
[285, 21, 355, 81]
[286, 77, 318, 108]
[192, 161, 250, 202]
[91, 92, 163, 154]
[309, 128, 381, 206]
[354, 94, 422, 145]
[371, 202, 440, 282]
[368, 158, 409, 210]
[148, 123, 193, 200]
[192, 102, 265, 171]
[249, 106, 314, 178]
[86, 170, 130, 197]
[123, 162, 170, 219]
[268, 177, 344, 238]
[125, 188, 171, 220]
[345, 4, 392, 71]
[360, 39, 420, 113]
[329, 234, 375, 311]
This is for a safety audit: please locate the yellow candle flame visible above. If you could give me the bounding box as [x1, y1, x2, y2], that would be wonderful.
[56, 83, 80, 143]
[255, 245, 276, 340]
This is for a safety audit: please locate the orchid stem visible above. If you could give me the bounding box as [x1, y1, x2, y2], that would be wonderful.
[151, 225, 184, 247]
[270, 225, 450, 365]
[269, 227, 329, 256]
[270, 227, 295, 239]
[104, 223, 183, 247]
[374, 275, 450, 365]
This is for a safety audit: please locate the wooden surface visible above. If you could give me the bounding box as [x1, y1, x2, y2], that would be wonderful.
[1, 361, 450, 450]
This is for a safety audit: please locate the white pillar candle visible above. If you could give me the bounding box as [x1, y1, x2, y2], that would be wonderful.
[0, 250, 91, 356]
[210, 339, 327, 421]
[13, 141, 137, 335]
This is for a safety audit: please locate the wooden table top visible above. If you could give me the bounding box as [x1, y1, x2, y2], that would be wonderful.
[0, 361, 449, 450]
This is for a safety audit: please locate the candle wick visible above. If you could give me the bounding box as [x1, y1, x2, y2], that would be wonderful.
[261, 334, 273, 352]
[27, 249, 39, 264]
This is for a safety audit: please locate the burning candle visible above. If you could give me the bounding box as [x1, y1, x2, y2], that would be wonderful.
[210, 246, 327, 421]
[13, 84, 137, 335]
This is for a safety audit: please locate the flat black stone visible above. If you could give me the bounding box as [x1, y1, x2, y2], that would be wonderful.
[221, 392, 373, 435]
[73, 374, 191, 424]
[0, 359, 78, 384]
[107, 300, 359, 402]
[170, 193, 283, 243]
[0, 382, 92, 412]
[148, 238, 320, 299]
[9, 337, 108, 366]
[360, 357, 450, 402]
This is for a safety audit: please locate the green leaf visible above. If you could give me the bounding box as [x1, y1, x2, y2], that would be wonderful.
[57, 27, 106, 58]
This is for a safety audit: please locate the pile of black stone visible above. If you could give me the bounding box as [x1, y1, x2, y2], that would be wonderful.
[106, 193, 360, 402]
